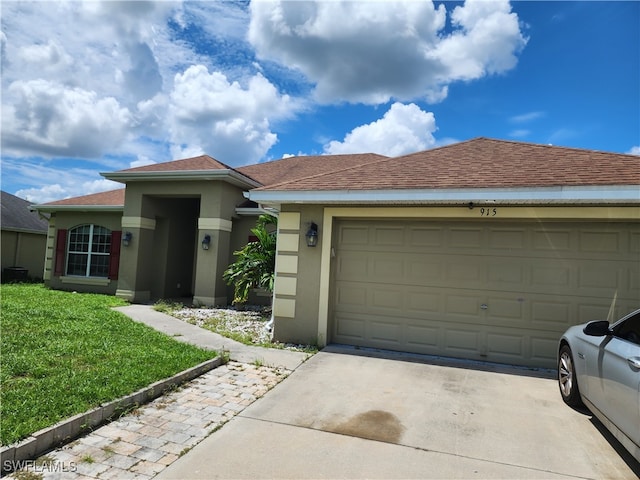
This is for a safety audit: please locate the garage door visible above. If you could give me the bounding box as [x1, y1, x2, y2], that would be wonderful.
[331, 220, 639, 368]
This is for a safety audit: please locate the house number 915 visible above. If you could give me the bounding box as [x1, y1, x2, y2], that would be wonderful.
[480, 207, 497, 217]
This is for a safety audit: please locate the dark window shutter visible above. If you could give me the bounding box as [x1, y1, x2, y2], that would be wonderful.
[54, 229, 68, 276]
[108, 231, 122, 280]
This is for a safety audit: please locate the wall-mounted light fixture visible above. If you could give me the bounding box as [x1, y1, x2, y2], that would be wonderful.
[122, 231, 133, 247]
[201, 234, 211, 250]
[305, 222, 319, 247]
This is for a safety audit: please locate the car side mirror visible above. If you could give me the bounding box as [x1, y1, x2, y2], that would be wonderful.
[583, 320, 612, 337]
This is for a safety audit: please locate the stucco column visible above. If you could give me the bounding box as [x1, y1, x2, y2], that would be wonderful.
[115, 216, 156, 303]
[193, 217, 232, 306]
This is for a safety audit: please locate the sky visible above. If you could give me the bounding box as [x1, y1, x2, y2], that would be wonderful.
[1, 0, 638, 204]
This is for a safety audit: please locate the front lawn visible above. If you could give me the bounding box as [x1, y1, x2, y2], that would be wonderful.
[0, 284, 217, 446]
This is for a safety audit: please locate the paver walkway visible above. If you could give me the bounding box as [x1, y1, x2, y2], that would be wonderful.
[8, 361, 290, 479]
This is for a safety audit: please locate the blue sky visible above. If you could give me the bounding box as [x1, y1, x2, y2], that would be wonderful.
[1, 1, 638, 203]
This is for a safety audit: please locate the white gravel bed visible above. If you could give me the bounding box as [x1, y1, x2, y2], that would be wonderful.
[170, 307, 313, 352]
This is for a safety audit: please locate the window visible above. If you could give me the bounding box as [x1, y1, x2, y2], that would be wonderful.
[613, 312, 640, 346]
[66, 225, 112, 277]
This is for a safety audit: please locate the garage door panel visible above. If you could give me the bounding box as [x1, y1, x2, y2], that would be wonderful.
[409, 227, 443, 247]
[531, 263, 572, 289]
[530, 336, 558, 365]
[444, 328, 481, 354]
[449, 227, 484, 249]
[332, 220, 639, 368]
[372, 256, 404, 278]
[486, 298, 524, 322]
[630, 267, 639, 291]
[578, 264, 624, 290]
[334, 313, 366, 339]
[370, 287, 403, 310]
[533, 229, 572, 251]
[488, 228, 527, 250]
[373, 226, 405, 246]
[531, 301, 571, 327]
[336, 255, 368, 278]
[446, 259, 483, 283]
[370, 320, 403, 344]
[631, 231, 640, 252]
[335, 283, 366, 308]
[487, 332, 524, 358]
[406, 291, 440, 314]
[406, 323, 440, 348]
[407, 260, 442, 283]
[579, 231, 620, 253]
[488, 262, 525, 284]
[338, 225, 370, 246]
[445, 294, 484, 318]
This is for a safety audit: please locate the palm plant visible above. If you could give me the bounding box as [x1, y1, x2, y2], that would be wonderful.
[223, 214, 277, 305]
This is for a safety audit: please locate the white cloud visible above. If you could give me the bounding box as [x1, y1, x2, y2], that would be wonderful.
[2, 80, 133, 158]
[324, 103, 437, 157]
[4, 157, 122, 203]
[16, 179, 121, 204]
[509, 129, 531, 138]
[168, 65, 296, 164]
[510, 111, 545, 123]
[249, 0, 527, 104]
[628, 146, 640, 156]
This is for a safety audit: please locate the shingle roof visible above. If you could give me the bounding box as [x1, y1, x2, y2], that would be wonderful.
[117, 155, 231, 173]
[35, 138, 640, 208]
[255, 138, 640, 191]
[237, 153, 388, 186]
[1, 191, 49, 233]
[43, 189, 125, 207]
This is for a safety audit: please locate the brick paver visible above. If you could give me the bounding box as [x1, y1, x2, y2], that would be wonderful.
[9, 362, 289, 479]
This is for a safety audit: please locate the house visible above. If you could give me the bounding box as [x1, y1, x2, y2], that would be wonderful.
[1, 191, 49, 282]
[33, 138, 640, 368]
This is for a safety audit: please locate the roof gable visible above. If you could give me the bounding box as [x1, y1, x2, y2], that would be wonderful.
[118, 155, 232, 173]
[254, 138, 640, 191]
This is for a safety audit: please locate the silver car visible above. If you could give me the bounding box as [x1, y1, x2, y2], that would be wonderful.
[558, 309, 640, 463]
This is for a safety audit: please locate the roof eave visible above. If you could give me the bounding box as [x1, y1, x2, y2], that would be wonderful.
[31, 205, 124, 213]
[101, 170, 261, 189]
[248, 185, 640, 208]
[1, 226, 48, 235]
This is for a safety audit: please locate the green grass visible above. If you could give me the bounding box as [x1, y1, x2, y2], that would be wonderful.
[0, 284, 217, 446]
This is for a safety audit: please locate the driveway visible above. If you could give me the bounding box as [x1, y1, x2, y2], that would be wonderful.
[158, 346, 639, 479]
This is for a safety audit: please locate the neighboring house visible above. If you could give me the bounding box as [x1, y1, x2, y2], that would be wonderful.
[1, 191, 49, 281]
[33, 138, 640, 368]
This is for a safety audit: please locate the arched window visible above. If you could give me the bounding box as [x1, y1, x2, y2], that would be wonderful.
[66, 225, 112, 277]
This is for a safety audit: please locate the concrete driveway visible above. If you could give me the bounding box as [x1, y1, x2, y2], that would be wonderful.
[158, 346, 639, 479]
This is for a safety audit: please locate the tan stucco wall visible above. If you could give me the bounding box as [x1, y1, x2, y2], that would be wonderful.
[1, 230, 47, 280]
[45, 211, 123, 295]
[272, 205, 324, 345]
[271, 204, 640, 348]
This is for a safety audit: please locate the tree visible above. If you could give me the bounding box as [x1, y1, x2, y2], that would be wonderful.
[223, 214, 277, 305]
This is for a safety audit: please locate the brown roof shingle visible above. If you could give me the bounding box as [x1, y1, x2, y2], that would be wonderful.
[117, 155, 231, 173]
[43, 189, 125, 206]
[255, 138, 640, 191]
[237, 153, 388, 186]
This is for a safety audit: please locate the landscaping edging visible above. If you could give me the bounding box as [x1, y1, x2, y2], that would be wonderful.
[0, 356, 223, 476]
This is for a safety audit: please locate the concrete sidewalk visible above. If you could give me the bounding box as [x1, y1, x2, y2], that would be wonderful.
[114, 305, 310, 371]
